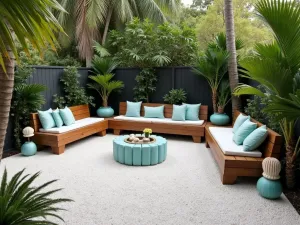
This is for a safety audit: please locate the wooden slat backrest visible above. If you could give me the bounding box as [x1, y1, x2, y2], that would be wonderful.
[119, 102, 208, 121]
[30, 105, 90, 132]
[233, 110, 283, 158]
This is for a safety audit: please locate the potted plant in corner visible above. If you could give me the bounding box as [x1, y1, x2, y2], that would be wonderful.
[88, 73, 124, 117]
[210, 80, 231, 125]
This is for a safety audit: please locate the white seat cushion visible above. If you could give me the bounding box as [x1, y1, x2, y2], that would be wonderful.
[114, 115, 205, 126]
[209, 127, 262, 158]
[39, 118, 104, 134]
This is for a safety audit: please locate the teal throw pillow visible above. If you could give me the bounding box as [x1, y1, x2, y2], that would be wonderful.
[183, 103, 201, 121]
[125, 101, 142, 117]
[38, 109, 56, 129]
[59, 106, 76, 126]
[233, 113, 250, 133]
[172, 105, 187, 121]
[144, 106, 165, 118]
[233, 119, 257, 145]
[51, 109, 64, 127]
[243, 125, 268, 151]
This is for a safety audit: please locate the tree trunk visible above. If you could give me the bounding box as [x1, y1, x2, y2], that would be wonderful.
[224, 0, 241, 115]
[102, 98, 108, 107]
[102, 7, 113, 45]
[0, 50, 15, 160]
[286, 141, 296, 189]
[212, 89, 217, 113]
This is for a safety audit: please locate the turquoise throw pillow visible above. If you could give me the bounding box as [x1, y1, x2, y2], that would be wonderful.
[125, 101, 142, 117]
[144, 106, 165, 118]
[38, 109, 56, 129]
[59, 106, 75, 126]
[51, 109, 64, 127]
[243, 125, 268, 151]
[183, 103, 201, 121]
[233, 119, 257, 145]
[172, 105, 186, 121]
[233, 113, 250, 133]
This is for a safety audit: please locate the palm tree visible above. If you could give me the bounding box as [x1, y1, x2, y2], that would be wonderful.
[223, 0, 242, 114]
[233, 0, 300, 189]
[58, 0, 180, 66]
[0, 0, 64, 159]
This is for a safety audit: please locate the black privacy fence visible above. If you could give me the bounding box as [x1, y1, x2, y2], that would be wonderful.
[5, 66, 299, 151]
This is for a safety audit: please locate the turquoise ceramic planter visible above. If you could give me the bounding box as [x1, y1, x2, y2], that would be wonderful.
[21, 141, 37, 156]
[257, 177, 282, 199]
[210, 113, 230, 126]
[97, 106, 114, 118]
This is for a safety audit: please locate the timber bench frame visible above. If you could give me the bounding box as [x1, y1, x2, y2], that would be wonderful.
[205, 110, 283, 184]
[30, 105, 108, 155]
[108, 102, 208, 143]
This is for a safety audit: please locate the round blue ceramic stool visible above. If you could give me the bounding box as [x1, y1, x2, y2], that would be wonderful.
[21, 141, 37, 156]
[113, 135, 167, 166]
[257, 177, 282, 199]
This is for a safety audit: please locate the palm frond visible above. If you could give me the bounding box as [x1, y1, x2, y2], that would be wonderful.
[92, 56, 118, 74]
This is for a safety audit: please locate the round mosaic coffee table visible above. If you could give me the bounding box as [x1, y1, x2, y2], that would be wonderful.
[113, 135, 167, 166]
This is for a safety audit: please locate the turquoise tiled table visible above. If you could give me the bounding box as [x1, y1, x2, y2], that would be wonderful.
[113, 135, 167, 166]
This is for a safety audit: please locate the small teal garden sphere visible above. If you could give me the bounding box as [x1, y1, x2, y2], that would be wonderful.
[210, 113, 230, 126]
[257, 177, 282, 199]
[97, 106, 114, 118]
[21, 141, 37, 156]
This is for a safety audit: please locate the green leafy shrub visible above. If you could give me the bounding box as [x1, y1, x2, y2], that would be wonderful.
[134, 68, 157, 102]
[11, 64, 46, 150]
[53, 66, 94, 108]
[163, 89, 187, 104]
[108, 18, 199, 67]
[0, 168, 72, 224]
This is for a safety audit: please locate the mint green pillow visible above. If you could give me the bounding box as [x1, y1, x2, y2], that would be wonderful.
[38, 109, 56, 129]
[183, 103, 201, 121]
[144, 106, 165, 118]
[243, 125, 268, 151]
[233, 114, 250, 133]
[125, 101, 142, 117]
[51, 109, 64, 127]
[233, 119, 257, 145]
[172, 105, 186, 121]
[59, 106, 75, 126]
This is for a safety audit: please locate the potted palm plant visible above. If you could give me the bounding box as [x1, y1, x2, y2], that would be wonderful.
[88, 74, 124, 117]
[211, 80, 231, 125]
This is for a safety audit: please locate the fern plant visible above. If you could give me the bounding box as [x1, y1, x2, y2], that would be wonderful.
[163, 89, 187, 104]
[0, 168, 72, 225]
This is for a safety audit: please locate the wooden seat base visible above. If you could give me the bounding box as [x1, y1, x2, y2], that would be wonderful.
[205, 114, 282, 185]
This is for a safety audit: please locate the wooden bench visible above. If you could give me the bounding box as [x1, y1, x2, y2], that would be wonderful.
[205, 110, 283, 184]
[30, 105, 108, 155]
[108, 102, 208, 143]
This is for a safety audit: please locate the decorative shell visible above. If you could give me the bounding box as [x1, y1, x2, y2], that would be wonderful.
[133, 138, 140, 143]
[262, 157, 281, 180]
[128, 137, 135, 141]
[23, 127, 34, 138]
[143, 137, 150, 143]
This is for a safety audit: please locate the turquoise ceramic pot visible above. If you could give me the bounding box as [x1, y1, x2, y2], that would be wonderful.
[97, 106, 114, 118]
[257, 177, 282, 199]
[21, 141, 37, 156]
[210, 113, 230, 126]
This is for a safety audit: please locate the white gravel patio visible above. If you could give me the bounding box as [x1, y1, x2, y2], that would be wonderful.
[1, 134, 299, 225]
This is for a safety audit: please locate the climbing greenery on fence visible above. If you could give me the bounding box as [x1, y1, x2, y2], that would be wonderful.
[108, 18, 199, 67]
[53, 66, 94, 108]
[133, 68, 157, 102]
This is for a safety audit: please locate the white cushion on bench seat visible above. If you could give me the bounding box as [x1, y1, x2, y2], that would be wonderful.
[209, 127, 262, 158]
[39, 117, 104, 134]
[114, 115, 205, 126]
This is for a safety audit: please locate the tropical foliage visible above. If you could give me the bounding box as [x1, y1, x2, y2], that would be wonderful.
[53, 67, 94, 108]
[0, 0, 64, 157]
[88, 74, 124, 107]
[0, 168, 72, 224]
[11, 65, 46, 150]
[233, 0, 300, 188]
[58, 0, 180, 64]
[163, 89, 187, 105]
[217, 80, 231, 113]
[134, 68, 157, 102]
[108, 18, 199, 67]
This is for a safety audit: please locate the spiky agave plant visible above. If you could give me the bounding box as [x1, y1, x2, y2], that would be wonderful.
[0, 168, 72, 225]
